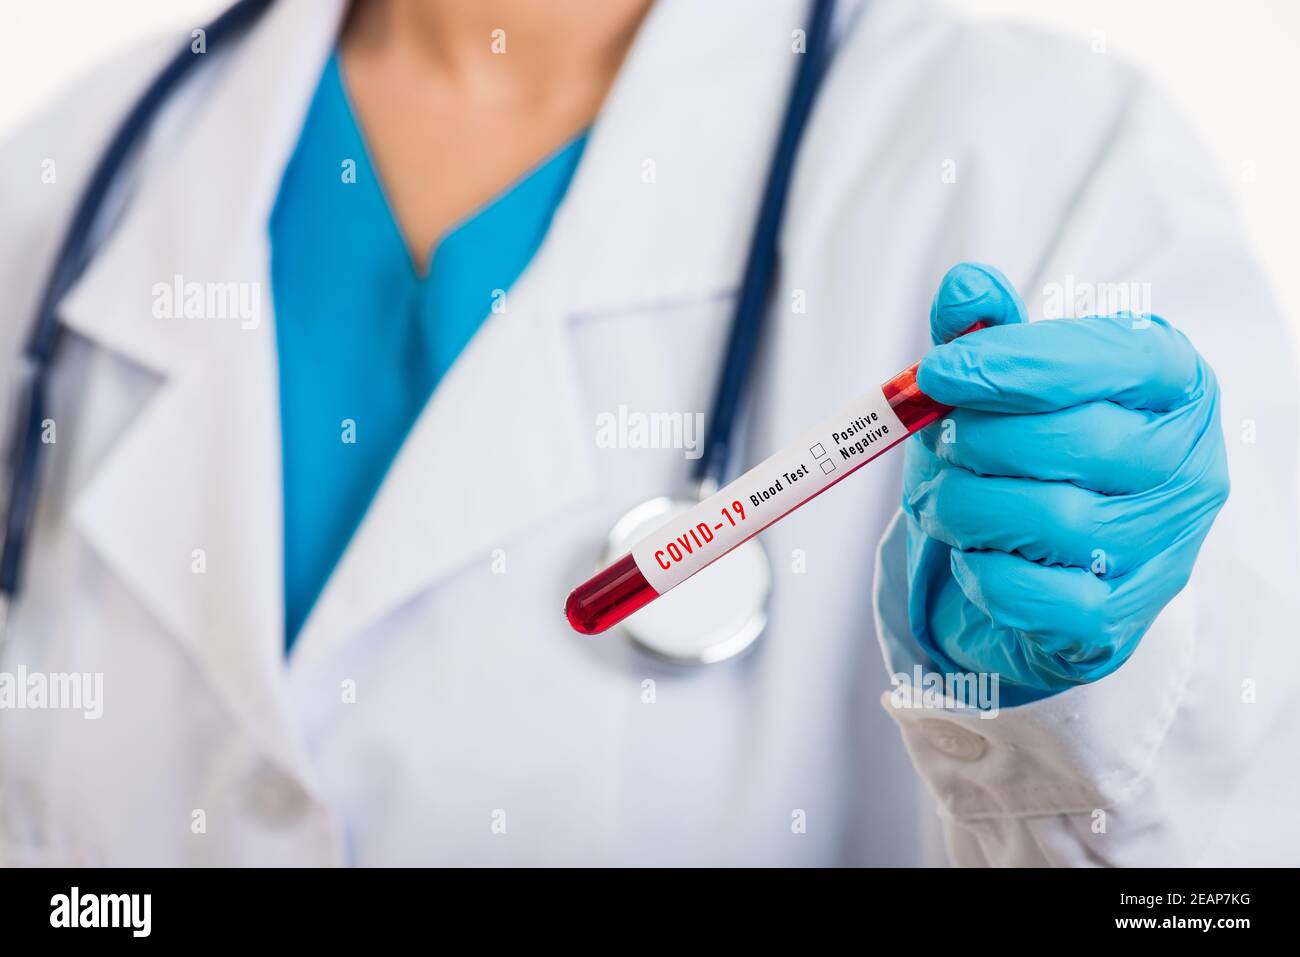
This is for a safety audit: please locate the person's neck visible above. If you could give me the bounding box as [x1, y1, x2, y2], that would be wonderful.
[342, 0, 654, 106]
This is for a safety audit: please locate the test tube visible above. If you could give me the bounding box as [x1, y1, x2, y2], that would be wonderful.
[565, 323, 986, 636]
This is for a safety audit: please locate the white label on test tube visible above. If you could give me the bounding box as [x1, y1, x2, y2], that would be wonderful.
[631, 388, 908, 594]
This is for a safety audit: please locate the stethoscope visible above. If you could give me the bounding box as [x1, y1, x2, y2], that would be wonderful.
[0, 0, 837, 664]
[599, 0, 838, 664]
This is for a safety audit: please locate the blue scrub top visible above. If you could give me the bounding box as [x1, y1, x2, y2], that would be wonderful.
[270, 52, 587, 648]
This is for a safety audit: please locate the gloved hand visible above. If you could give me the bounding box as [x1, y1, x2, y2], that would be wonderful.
[902, 263, 1229, 703]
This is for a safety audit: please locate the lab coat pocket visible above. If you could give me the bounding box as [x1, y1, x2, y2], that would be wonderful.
[566, 291, 735, 507]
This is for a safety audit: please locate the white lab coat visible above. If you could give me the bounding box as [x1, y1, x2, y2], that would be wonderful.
[1, 0, 1296, 867]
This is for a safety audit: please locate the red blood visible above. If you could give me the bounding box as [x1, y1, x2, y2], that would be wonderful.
[565, 553, 654, 636]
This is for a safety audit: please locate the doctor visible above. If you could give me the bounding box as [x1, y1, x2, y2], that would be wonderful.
[0, 0, 1296, 866]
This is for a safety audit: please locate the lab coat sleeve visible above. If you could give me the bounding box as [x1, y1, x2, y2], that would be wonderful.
[871, 74, 1300, 866]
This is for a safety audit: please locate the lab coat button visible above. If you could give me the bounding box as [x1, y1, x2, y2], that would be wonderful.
[919, 720, 987, 762]
[245, 763, 307, 825]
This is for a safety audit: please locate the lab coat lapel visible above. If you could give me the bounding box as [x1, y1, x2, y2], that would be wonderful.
[291, 0, 811, 662]
[290, 269, 600, 664]
[56, 0, 347, 776]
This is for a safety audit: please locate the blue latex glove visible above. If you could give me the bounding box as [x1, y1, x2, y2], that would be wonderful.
[902, 263, 1229, 702]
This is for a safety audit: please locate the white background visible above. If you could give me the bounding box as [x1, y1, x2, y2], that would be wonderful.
[1, 0, 1297, 339]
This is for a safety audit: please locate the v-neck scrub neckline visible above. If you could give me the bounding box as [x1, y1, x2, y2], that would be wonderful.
[329, 54, 589, 279]
[269, 51, 588, 649]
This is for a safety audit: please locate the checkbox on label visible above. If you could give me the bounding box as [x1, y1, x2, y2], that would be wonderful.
[820, 459, 836, 475]
[810, 443, 827, 458]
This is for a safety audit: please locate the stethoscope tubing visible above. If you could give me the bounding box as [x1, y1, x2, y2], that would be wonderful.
[693, 0, 837, 490]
